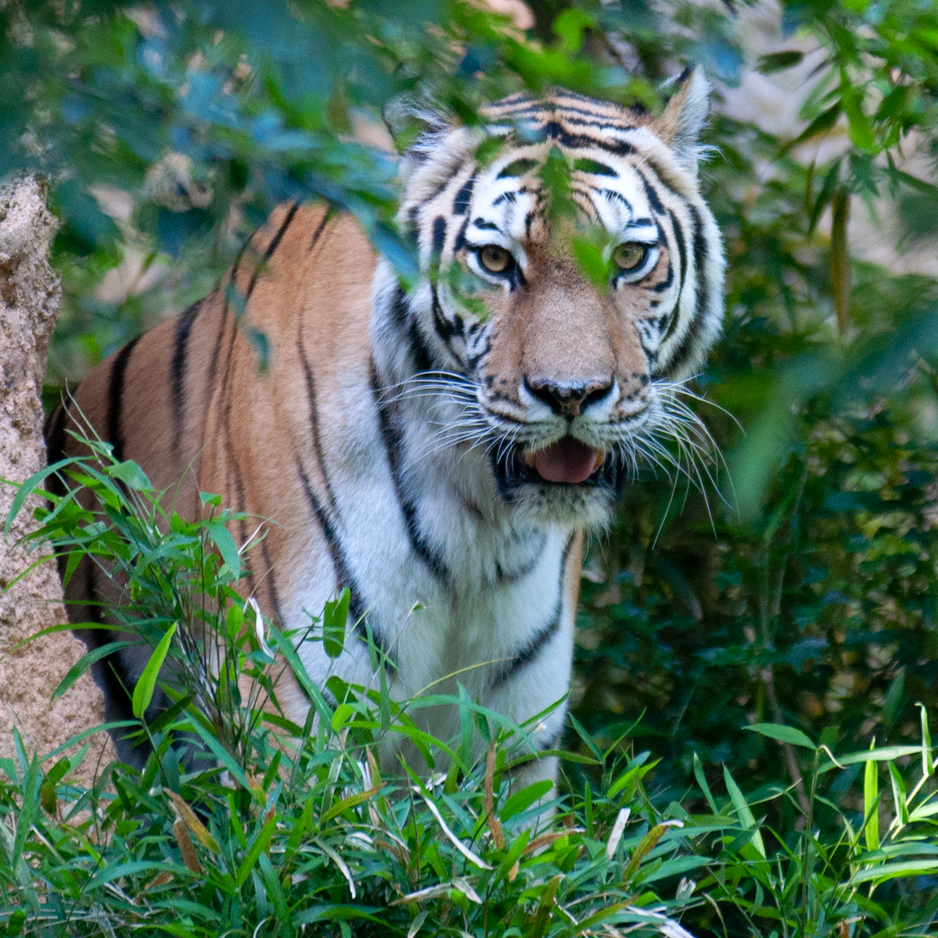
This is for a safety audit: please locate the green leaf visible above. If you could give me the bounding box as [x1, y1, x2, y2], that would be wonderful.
[52, 640, 137, 700]
[852, 859, 938, 885]
[808, 159, 841, 234]
[820, 746, 923, 773]
[693, 753, 718, 814]
[570, 235, 609, 292]
[323, 588, 349, 659]
[205, 519, 241, 576]
[864, 755, 880, 852]
[4, 459, 76, 535]
[320, 786, 380, 824]
[292, 906, 384, 927]
[235, 815, 278, 887]
[918, 703, 932, 778]
[744, 722, 816, 749]
[552, 8, 593, 56]
[723, 765, 765, 858]
[107, 460, 152, 491]
[757, 50, 803, 74]
[499, 779, 552, 821]
[782, 102, 841, 154]
[841, 82, 876, 153]
[887, 762, 909, 826]
[131, 623, 177, 720]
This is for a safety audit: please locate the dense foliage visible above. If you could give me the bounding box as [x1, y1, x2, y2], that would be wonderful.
[2, 0, 938, 932]
[5, 441, 938, 935]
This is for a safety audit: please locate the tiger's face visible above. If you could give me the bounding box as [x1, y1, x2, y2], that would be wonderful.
[395, 70, 724, 526]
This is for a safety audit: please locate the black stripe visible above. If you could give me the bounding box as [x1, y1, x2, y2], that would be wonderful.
[669, 208, 688, 290]
[170, 300, 202, 452]
[490, 592, 563, 689]
[44, 402, 69, 502]
[635, 167, 665, 215]
[106, 335, 142, 462]
[208, 302, 229, 391]
[432, 216, 447, 256]
[245, 201, 300, 300]
[298, 334, 337, 512]
[45, 401, 73, 580]
[561, 531, 577, 570]
[651, 220, 674, 295]
[660, 207, 689, 351]
[295, 333, 386, 654]
[208, 240, 250, 389]
[669, 203, 710, 367]
[310, 208, 332, 250]
[430, 284, 463, 346]
[294, 455, 373, 649]
[389, 286, 434, 374]
[652, 262, 675, 294]
[408, 319, 434, 374]
[599, 189, 632, 210]
[217, 203, 302, 604]
[226, 449, 258, 598]
[406, 206, 420, 245]
[558, 114, 638, 133]
[542, 121, 634, 156]
[495, 533, 547, 586]
[259, 537, 285, 625]
[81, 562, 145, 763]
[453, 214, 471, 254]
[453, 176, 475, 215]
[486, 100, 639, 128]
[371, 366, 451, 587]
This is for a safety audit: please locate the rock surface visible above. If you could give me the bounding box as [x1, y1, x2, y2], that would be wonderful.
[0, 176, 114, 780]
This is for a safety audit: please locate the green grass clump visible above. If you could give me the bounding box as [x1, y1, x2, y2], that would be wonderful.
[2, 435, 937, 936]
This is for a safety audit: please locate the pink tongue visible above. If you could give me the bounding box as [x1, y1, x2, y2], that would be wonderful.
[533, 438, 599, 484]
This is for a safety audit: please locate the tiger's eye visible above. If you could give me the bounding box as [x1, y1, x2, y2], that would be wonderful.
[479, 245, 512, 274]
[612, 242, 648, 271]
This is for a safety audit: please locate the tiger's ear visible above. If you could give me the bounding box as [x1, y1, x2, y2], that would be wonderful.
[382, 96, 453, 155]
[383, 96, 456, 186]
[654, 66, 711, 177]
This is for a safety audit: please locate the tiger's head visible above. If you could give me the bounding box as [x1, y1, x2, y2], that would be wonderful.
[381, 68, 725, 527]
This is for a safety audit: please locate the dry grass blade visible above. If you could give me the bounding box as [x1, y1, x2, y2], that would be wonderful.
[172, 818, 201, 874]
[485, 741, 505, 849]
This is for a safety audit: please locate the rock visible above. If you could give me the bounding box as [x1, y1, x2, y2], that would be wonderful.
[0, 176, 114, 782]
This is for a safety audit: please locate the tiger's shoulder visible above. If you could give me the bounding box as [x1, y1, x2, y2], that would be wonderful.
[53, 203, 371, 510]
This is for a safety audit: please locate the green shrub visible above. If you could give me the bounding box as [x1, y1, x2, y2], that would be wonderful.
[3, 434, 938, 935]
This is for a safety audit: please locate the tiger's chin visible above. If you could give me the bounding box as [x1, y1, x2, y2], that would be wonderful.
[490, 439, 624, 528]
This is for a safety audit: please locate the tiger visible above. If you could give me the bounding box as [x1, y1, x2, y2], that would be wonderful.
[47, 68, 725, 787]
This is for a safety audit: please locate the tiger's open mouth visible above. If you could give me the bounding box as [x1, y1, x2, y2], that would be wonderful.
[493, 436, 618, 492]
[522, 438, 605, 484]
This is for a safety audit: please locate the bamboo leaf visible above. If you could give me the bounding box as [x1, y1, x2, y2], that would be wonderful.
[132, 623, 177, 719]
[744, 722, 816, 750]
[235, 815, 278, 888]
[830, 187, 851, 335]
[320, 786, 380, 825]
[723, 765, 765, 858]
[917, 703, 932, 778]
[323, 588, 349, 659]
[852, 859, 938, 885]
[864, 755, 880, 852]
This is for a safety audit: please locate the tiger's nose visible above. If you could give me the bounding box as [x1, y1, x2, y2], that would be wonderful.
[523, 376, 616, 418]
